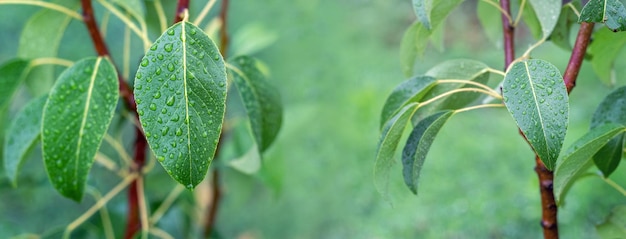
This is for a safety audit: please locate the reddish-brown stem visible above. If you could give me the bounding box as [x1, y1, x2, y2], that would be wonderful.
[218, 0, 230, 55]
[500, 0, 515, 69]
[563, 22, 594, 93]
[174, 0, 190, 23]
[80, 1, 146, 238]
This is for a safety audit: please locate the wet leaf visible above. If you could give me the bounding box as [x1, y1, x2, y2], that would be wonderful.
[412, 0, 433, 30]
[3, 96, 47, 186]
[134, 22, 227, 189]
[0, 59, 31, 111]
[380, 76, 436, 129]
[597, 205, 626, 238]
[589, 28, 626, 85]
[402, 111, 454, 194]
[579, 0, 626, 31]
[228, 56, 282, 152]
[554, 123, 626, 204]
[502, 59, 569, 170]
[527, 0, 561, 37]
[590, 86, 626, 176]
[42, 57, 119, 201]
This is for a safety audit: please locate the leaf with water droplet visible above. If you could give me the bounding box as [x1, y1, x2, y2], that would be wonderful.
[380, 76, 436, 130]
[527, 0, 561, 38]
[588, 28, 626, 85]
[134, 22, 226, 189]
[402, 110, 454, 194]
[228, 56, 282, 152]
[579, 0, 626, 32]
[554, 123, 626, 205]
[0, 59, 31, 111]
[42, 57, 118, 201]
[590, 86, 626, 177]
[502, 59, 569, 170]
[3, 95, 47, 186]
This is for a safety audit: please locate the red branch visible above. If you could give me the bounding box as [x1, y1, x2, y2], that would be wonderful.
[500, 0, 515, 69]
[563, 22, 594, 93]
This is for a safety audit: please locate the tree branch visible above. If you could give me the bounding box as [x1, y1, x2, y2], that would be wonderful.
[500, 0, 515, 69]
[174, 0, 190, 23]
[563, 22, 594, 93]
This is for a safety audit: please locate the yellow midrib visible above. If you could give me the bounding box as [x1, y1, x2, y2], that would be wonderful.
[75, 57, 102, 187]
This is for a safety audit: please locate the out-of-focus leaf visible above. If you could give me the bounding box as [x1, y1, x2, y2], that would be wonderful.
[477, 0, 502, 46]
[109, 0, 145, 19]
[579, 0, 626, 32]
[3, 95, 47, 186]
[550, 1, 581, 50]
[522, 0, 543, 40]
[134, 22, 227, 189]
[0, 59, 31, 111]
[527, 0, 561, 37]
[590, 86, 626, 176]
[597, 205, 626, 238]
[231, 23, 278, 56]
[402, 111, 454, 194]
[589, 28, 626, 85]
[380, 76, 436, 129]
[42, 57, 118, 201]
[502, 59, 568, 170]
[412, 0, 433, 30]
[228, 144, 261, 174]
[554, 123, 626, 205]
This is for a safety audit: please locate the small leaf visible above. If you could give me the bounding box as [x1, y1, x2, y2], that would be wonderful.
[579, 0, 626, 31]
[402, 111, 454, 194]
[554, 123, 626, 204]
[374, 103, 420, 198]
[228, 144, 261, 174]
[590, 86, 626, 176]
[527, 0, 561, 37]
[412, 0, 433, 30]
[3, 95, 47, 186]
[521, 1, 544, 40]
[380, 76, 436, 129]
[502, 59, 569, 170]
[0, 59, 31, 111]
[18, 0, 76, 96]
[134, 22, 227, 189]
[228, 56, 283, 152]
[42, 57, 119, 201]
[550, 1, 582, 50]
[597, 205, 626, 238]
[589, 28, 626, 85]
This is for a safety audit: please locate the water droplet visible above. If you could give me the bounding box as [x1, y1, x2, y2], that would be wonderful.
[164, 43, 173, 52]
[536, 83, 545, 89]
[136, 98, 142, 104]
[162, 108, 168, 114]
[170, 74, 176, 81]
[161, 126, 170, 136]
[550, 72, 555, 77]
[158, 156, 165, 162]
[167, 29, 175, 35]
[167, 63, 175, 72]
[156, 67, 162, 75]
[138, 110, 144, 116]
[149, 103, 157, 111]
[147, 77, 153, 83]
[157, 54, 164, 60]
[145, 131, 151, 137]
[150, 45, 157, 51]
[202, 132, 208, 137]
[166, 96, 175, 106]
[218, 82, 225, 87]
[187, 184, 193, 189]
[136, 84, 143, 90]
[175, 128, 183, 136]
[190, 28, 197, 35]
[157, 117, 163, 123]
[141, 59, 149, 67]
[171, 114, 180, 122]
[546, 88, 553, 95]
[169, 153, 175, 159]
[162, 148, 167, 153]
[171, 141, 177, 147]
[154, 91, 162, 99]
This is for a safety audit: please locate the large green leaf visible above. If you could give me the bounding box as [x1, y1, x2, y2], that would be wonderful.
[4, 96, 47, 186]
[228, 56, 282, 152]
[597, 206, 626, 238]
[412, 0, 433, 30]
[134, 22, 227, 189]
[589, 28, 626, 85]
[17, 0, 75, 96]
[402, 111, 454, 194]
[527, 0, 561, 38]
[590, 86, 626, 176]
[42, 57, 119, 201]
[380, 76, 436, 129]
[374, 103, 420, 197]
[550, 1, 582, 50]
[0, 59, 31, 111]
[579, 0, 626, 31]
[502, 59, 569, 170]
[554, 123, 626, 204]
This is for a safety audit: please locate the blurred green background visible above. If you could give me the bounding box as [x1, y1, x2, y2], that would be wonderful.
[2, 0, 626, 238]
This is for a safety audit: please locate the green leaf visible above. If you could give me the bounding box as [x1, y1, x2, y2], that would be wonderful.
[527, 0, 561, 37]
[554, 123, 626, 204]
[228, 56, 282, 152]
[0, 59, 31, 111]
[597, 205, 626, 239]
[521, 1, 544, 40]
[3, 95, 47, 186]
[231, 23, 278, 56]
[502, 59, 569, 170]
[579, 0, 626, 32]
[134, 22, 227, 189]
[412, 0, 433, 30]
[477, 0, 502, 45]
[550, 1, 582, 50]
[374, 103, 420, 198]
[42, 57, 119, 201]
[590, 86, 626, 176]
[228, 144, 261, 174]
[109, 0, 145, 19]
[589, 28, 626, 85]
[402, 111, 454, 194]
[17, 0, 76, 96]
[380, 76, 436, 129]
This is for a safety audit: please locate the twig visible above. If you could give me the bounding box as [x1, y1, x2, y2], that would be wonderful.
[563, 22, 594, 93]
[500, 0, 515, 70]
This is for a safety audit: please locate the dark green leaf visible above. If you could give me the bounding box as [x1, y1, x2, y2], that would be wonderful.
[380, 76, 436, 129]
[228, 56, 282, 152]
[3, 95, 47, 186]
[42, 57, 119, 201]
[402, 111, 454, 194]
[374, 103, 420, 197]
[597, 205, 626, 238]
[550, 1, 581, 50]
[502, 59, 569, 170]
[18, 0, 76, 96]
[527, 0, 561, 37]
[579, 0, 626, 31]
[412, 0, 433, 30]
[0, 59, 31, 111]
[134, 22, 227, 189]
[589, 28, 626, 85]
[591, 86, 626, 176]
[554, 123, 626, 204]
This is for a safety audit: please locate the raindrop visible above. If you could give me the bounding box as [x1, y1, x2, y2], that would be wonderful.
[190, 28, 197, 35]
[164, 43, 173, 52]
[161, 126, 170, 136]
[154, 91, 162, 99]
[157, 117, 163, 123]
[167, 29, 175, 35]
[166, 96, 175, 106]
[157, 54, 164, 60]
[546, 88, 553, 95]
[145, 131, 152, 137]
[536, 83, 545, 89]
[169, 153, 175, 159]
[138, 110, 144, 116]
[175, 128, 183, 136]
[141, 59, 149, 67]
[158, 156, 165, 162]
[156, 67, 162, 75]
[167, 63, 175, 72]
[150, 45, 157, 51]
[171, 141, 177, 147]
[136, 98, 142, 104]
[162, 108, 168, 114]
[202, 132, 208, 137]
[170, 74, 177, 81]
[149, 103, 157, 111]
[172, 114, 180, 122]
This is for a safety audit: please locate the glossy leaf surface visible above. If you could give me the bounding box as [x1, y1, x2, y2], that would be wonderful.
[589, 28, 626, 85]
[554, 123, 625, 204]
[590, 86, 626, 176]
[527, 0, 561, 37]
[134, 22, 227, 189]
[3, 96, 46, 186]
[229, 56, 282, 152]
[402, 111, 454, 194]
[42, 57, 118, 201]
[0, 59, 30, 110]
[502, 59, 569, 170]
[579, 0, 626, 31]
[380, 76, 436, 129]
